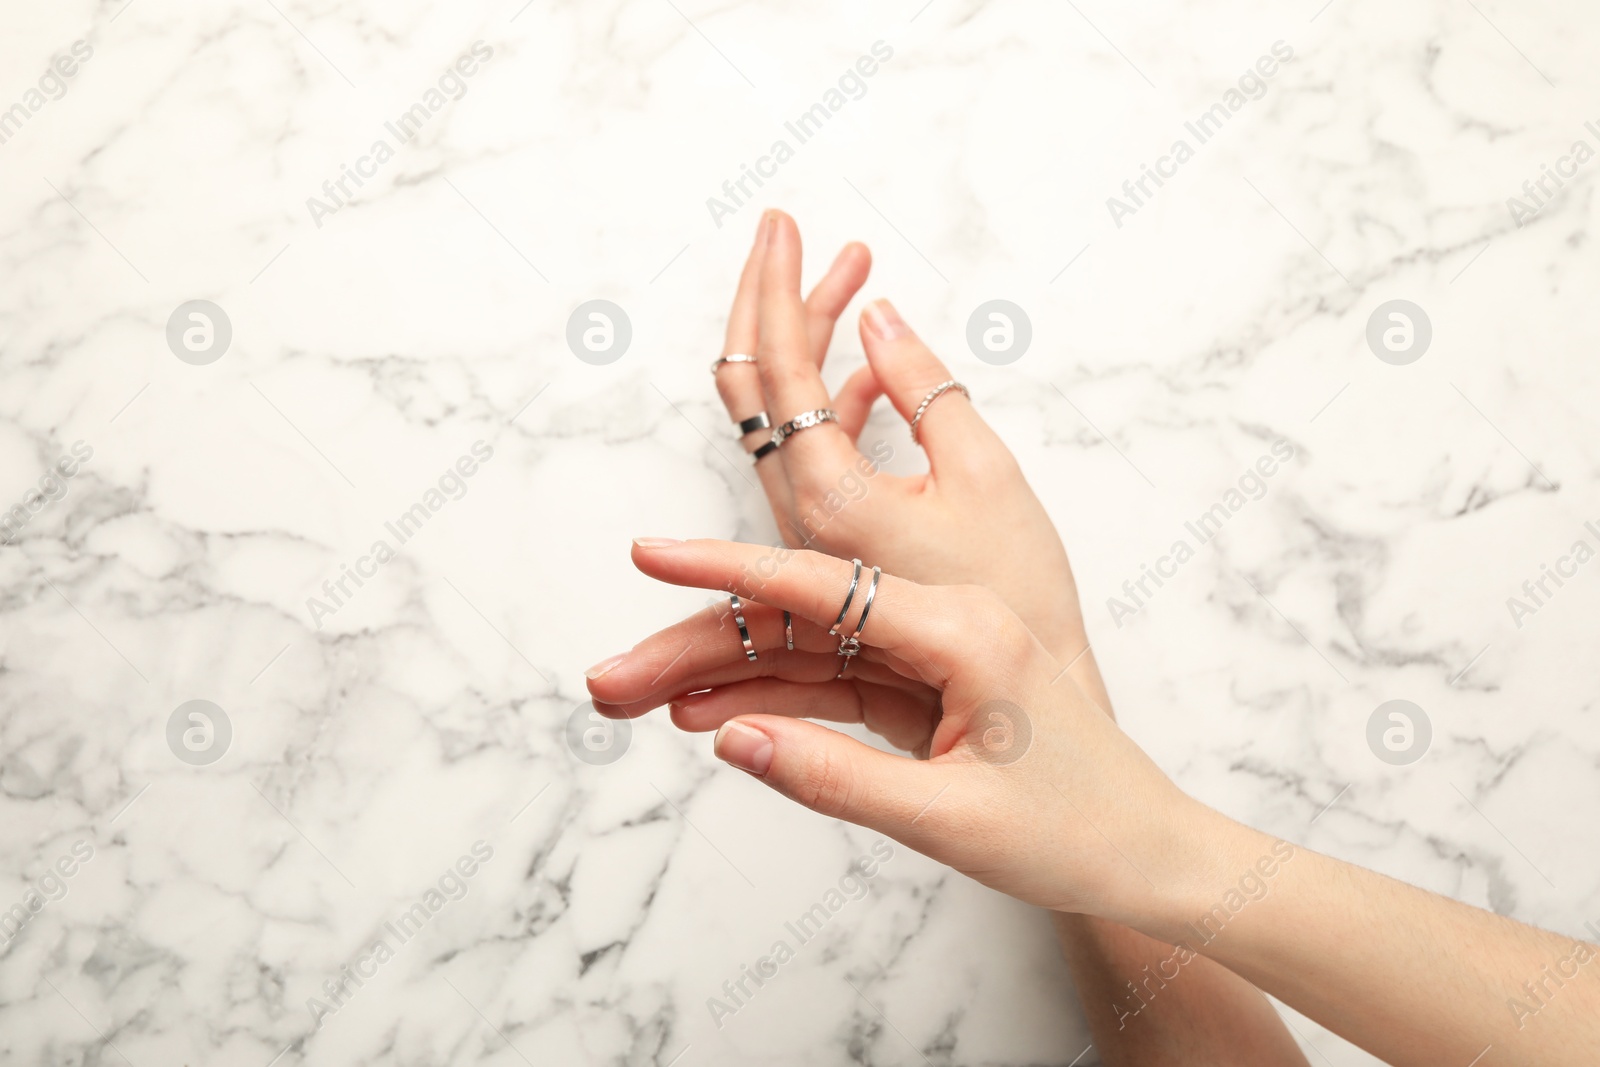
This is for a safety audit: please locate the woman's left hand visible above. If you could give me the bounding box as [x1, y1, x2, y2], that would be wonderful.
[586, 537, 1215, 927]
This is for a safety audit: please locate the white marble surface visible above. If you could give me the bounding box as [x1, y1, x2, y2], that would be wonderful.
[2, 1, 1597, 1064]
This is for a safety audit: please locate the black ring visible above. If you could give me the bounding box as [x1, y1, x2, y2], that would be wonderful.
[735, 412, 771, 435]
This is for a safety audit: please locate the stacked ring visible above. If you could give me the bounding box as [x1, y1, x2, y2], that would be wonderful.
[735, 412, 770, 435]
[835, 566, 880, 678]
[729, 594, 757, 662]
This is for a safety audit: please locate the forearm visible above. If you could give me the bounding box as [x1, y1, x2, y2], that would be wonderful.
[1150, 821, 1600, 1066]
[1054, 913, 1310, 1065]
[1045, 638, 1307, 1066]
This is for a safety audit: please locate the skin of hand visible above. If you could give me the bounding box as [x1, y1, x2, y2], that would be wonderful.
[708, 210, 1093, 690]
[693, 208, 1307, 1064]
[590, 540, 1600, 1067]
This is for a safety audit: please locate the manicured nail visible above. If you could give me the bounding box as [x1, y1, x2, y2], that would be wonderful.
[864, 298, 908, 341]
[585, 653, 628, 680]
[715, 721, 773, 776]
[633, 537, 682, 548]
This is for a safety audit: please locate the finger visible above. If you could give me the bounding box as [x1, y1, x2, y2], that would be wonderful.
[757, 212, 859, 473]
[631, 538, 981, 674]
[712, 715, 953, 844]
[805, 242, 871, 367]
[585, 598, 910, 714]
[592, 652, 915, 726]
[859, 298, 1006, 476]
[715, 215, 792, 505]
[832, 365, 883, 444]
[671, 677, 938, 753]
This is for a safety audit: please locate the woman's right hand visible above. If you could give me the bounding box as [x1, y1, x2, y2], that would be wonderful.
[709, 211, 1099, 694]
[587, 537, 1229, 930]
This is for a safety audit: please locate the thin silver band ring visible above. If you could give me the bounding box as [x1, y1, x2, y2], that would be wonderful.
[735, 412, 770, 435]
[784, 610, 793, 651]
[829, 559, 862, 636]
[711, 353, 757, 374]
[730, 594, 757, 662]
[909, 380, 970, 445]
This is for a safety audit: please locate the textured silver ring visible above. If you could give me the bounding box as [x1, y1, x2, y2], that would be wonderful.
[909, 381, 970, 445]
[772, 408, 839, 448]
[829, 559, 863, 636]
[784, 610, 793, 651]
[711, 353, 757, 374]
[735, 412, 770, 435]
[836, 566, 880, 678]
[730, 594, 757, 662]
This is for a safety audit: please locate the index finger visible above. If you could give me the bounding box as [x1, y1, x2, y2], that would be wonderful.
[630, 537, 960, 670]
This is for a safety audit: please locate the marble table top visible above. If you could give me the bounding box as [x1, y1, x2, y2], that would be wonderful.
[1, 1, 1596, 1064]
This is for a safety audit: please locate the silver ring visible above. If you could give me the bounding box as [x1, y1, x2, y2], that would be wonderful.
[909, 381, 970, 445]
[735, 412, 770, 435]
[836, 566, 880, 678]
[772, 408, 839, 448]
[730, 594, 757, 662]
[751, 440, 778, 462]
[784, 610, 793, 651]
[711, 353, 757, 374]
[829, 559, 862, 636]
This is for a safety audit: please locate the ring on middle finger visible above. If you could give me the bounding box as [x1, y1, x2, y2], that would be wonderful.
[771, 408, 839, 448]
[730, 594, 757, 662]
[835, 565, 881, 678]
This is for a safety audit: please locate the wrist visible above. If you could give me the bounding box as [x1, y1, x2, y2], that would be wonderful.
[1132, 803, 1283, 947]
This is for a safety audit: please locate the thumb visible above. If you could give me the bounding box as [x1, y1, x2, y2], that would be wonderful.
[713, 715, 952, 841]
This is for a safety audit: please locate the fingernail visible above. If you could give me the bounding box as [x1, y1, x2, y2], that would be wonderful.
[715, 721, 773, 776]
[633, 537, 682, 548]
[585, 652, 628, 680]
[864, 299, 907, 341]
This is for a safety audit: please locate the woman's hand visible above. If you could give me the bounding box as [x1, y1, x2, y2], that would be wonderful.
[588, 537, 1214, 928]
[713, 211, 1094, 685]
